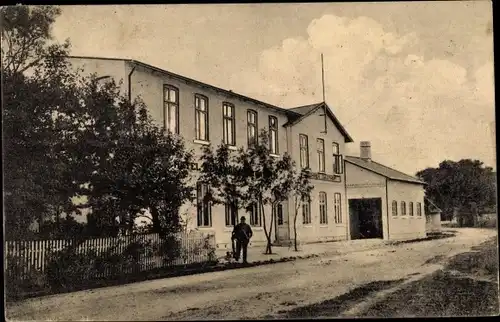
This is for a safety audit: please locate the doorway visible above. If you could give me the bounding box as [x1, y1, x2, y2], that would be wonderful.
[349, 198, 383, 239]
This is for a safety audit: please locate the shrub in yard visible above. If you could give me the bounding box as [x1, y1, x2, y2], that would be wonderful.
[45, 248, 100, 291]
[5, 254, 47, 301]
[159, 234, 182, 264]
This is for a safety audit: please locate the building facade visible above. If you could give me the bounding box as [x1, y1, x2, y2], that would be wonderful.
[68, 56, 426, 247]
[345, 142, 427, 241]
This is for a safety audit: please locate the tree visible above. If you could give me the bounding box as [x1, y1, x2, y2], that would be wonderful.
[72, 87, 196, 237]
[2, 5, 195, 240]
[199, 143, 242, 228]
[416, 159, 497, 224]
[1, 5, 69, 75]
[236, 129, 296, 254]
[2, 5, 82, 239]
[290, 168, 314, 251]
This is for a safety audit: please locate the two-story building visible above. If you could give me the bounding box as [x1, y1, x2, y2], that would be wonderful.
[67, 56, 427, 248]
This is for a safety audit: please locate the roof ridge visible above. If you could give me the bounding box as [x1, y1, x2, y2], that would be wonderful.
[369, 159, 420, 179]
[68, 55, 299, 116]
[345, 155, 424, 183]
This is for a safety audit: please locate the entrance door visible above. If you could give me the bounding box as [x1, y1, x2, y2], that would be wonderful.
[349, 198, 383, 239]
[274, 203, 289, 243]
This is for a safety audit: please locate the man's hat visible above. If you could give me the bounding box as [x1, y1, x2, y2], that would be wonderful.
[240, 216, 246, 221]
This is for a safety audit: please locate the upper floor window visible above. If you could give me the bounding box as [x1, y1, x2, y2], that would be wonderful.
[223, 103, 236, 146]
[247, 110, 258, 149]
[409, 202, 414, 216]
[299, 134, 309, 169]
[195, 94, 209, 141]
[197, 183, 211, 227]
[332, 142, 343, 174]
[319, 192, 328, 225]
[248, 202, 262, 226]
[401, 201, 407, 216]
[392, 200, 398, 216]
[334, 193, 342, 224]
[302, 200, 311, 224]
[163, 85, 179, 134]
[269, 116, 278, 154]
[417, 202, 422, 216]
[317, 138, 325, 173]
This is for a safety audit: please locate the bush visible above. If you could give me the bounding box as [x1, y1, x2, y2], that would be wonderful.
[45, 248, 100, 291]
[5, 254, 47, 301]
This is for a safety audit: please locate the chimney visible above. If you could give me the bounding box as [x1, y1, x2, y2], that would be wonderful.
[360, 141, 371, 161]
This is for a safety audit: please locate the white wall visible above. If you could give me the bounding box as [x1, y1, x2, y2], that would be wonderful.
[345, 162, 389, 240]
[387, 180, 426, 240]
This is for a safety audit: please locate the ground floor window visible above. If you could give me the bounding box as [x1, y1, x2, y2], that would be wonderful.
[334, 193, 342, 223]
[319, 192, 328, 225]
[248, 202, 262, 226]
[417, 202, 422, 216]
[302, 201, 311, 224]
[275, 203, 284, 225]
[401, 201, 407, 216]
[225, 202, 238, 227]
[409, 202, 414, 216]
[197, 183, 211, 227]
[392, 201, 398, 216]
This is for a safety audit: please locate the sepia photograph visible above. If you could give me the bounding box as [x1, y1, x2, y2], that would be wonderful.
[2, 1, 498, 320]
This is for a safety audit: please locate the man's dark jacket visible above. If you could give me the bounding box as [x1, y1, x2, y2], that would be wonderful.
[232, 223, 253, 242]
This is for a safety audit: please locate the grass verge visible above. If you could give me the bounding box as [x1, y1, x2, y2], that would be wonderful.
[359, 236, 499, 317]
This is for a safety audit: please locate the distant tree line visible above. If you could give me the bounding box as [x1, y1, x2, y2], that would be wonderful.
[416, 159, 497, 222]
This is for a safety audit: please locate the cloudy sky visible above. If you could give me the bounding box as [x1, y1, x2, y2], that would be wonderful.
[52, 2, 495, 175]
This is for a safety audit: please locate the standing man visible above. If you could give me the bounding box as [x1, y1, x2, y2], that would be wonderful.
[232, 216, 253, 264]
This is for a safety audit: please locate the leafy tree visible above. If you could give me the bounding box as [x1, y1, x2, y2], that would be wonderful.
[236, 129, 296, 254]
[2, 5, 195, 240]
[290, 168, 314, 251]
[416, 159, 497, 223]
[199, 143, 243, 228]
[1, 5, 70, 74]
[2, 5, 81, 239]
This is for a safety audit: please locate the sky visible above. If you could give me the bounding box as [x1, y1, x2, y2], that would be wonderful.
[51, 2, 496, 175]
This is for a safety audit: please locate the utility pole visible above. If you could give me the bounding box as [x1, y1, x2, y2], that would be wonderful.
[320, 53, 327, 134]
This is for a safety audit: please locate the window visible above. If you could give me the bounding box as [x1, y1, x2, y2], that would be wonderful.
[163, 85, 179, 134]
[247, 110, 258, 148]
[302, 201, 311, 224]
[417, 202, 422, 216]
[223, 103, 235, 146]
[196, 183, 211, 227]
[319, 192, 328, 225]
[392, 201, 398, 216]
[299, 134, 309, 169]
[225, 202, 238, 227]
[401, 201, 407, 216]
[409, 202, 414, 216]
[195, 94, 209, 141]
[334, 193, 342, 224]
[248, 202, 261, 226]
[332, 142, 343, 174]
[276, 203, 284, 225]
[269, 116, 278, 154]
[317, 139, 325, 173]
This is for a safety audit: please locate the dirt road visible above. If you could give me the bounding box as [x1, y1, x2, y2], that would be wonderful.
[6, 228, 497, 321]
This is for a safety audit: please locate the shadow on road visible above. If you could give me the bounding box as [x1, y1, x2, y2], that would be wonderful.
[389, 231, 457, 246]
[276, 278, 407, 319]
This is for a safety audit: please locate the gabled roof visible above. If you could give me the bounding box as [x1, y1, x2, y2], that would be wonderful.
[345, 156, 425, 185]
[425, 197, 442, 214]
[285, 102, 354, 143]
[67, 55, 302, 118]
